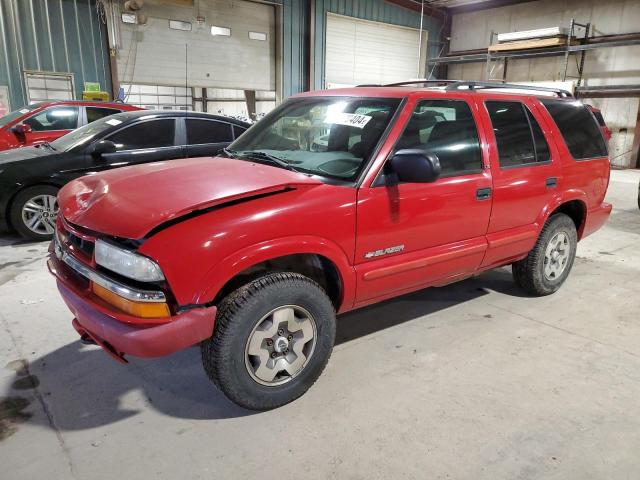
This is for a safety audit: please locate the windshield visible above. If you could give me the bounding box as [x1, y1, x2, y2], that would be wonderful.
[228, 97, 402, 181]
[50, 112, 131, 151]
[0, 104, 41, 128]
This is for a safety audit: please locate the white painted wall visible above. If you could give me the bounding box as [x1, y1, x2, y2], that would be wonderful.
[117, 0, 275, 91]
[448, 0, 640, 168]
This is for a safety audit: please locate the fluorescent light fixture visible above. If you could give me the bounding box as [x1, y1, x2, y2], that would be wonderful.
[121, 13, 137, 24]
[249, 31, 267, 41]
[211, 26, 231, 37]
[169, 20, 192, 31]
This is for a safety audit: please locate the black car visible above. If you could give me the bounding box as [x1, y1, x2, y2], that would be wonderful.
[0, 111, 250, 240]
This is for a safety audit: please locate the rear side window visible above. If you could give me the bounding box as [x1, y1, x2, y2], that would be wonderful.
[233, 124, 247, 139]
[486, 101, 550, 167]
[185, 119, 233, 144]
[86, 107, 122, 124]
[394, 99, 482, 177]
[591, 110, 606, 127]
[109, 119, 175, 150]
[541, 100, 607, 159]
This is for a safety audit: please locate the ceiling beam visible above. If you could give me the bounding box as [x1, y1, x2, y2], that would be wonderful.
[447, 0, 538, 15]
[383, 0, 448, 21]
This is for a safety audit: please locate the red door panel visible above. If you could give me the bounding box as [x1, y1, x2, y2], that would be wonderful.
[478, 96, 562, 267]
[354, 174, 492, 304]
[25, 129, 73, 146]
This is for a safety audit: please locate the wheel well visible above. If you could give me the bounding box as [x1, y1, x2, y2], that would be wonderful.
[213, 254, 343, 309]
[550, 200, 586, 238]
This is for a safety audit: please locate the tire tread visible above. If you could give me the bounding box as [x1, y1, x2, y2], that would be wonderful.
[201, 272, 335, 410]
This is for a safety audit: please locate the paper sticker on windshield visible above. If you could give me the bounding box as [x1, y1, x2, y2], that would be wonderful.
[324, 112, 372, 129]
[105, 119, 122, 126]
[19, 109, 30, 114]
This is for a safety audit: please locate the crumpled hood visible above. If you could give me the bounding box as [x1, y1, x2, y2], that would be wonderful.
[0, 145, 52, 165]
[59, 156, 322, 239]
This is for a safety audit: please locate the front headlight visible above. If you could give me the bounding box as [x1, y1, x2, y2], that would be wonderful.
[95, 239, 165, 282]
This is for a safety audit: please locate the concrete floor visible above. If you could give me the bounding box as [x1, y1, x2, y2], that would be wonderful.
[1, 170, 639, 480]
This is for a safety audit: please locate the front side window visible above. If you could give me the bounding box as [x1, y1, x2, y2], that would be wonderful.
[86, 107, 123, 124]
[50, 112, 131, 151]
[108, 119, 175, 150]
[486, 101, 550, 168]
[186, 119, 233, 144]
[228, 97, 402, 181]
[541, 99, 607, 159]
[394, 99, 482, 177]
[24, 106, 79, 131]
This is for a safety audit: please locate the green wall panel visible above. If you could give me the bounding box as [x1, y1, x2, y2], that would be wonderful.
[0, 0, 111, 110]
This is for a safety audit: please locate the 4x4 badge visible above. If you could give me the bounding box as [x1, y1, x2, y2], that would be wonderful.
[364, 245, 405, 259]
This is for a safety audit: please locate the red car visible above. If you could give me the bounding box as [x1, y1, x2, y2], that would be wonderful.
[49, 81, 611, 410]
[0, 100, 141, 151]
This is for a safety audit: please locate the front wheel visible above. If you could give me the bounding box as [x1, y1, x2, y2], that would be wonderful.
[512, 213, 578, 296]
[9, 185, 59, 241]
[201, 272, 336, 410]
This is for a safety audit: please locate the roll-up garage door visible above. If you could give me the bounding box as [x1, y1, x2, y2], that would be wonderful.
[117, 0, 275, 91]
[325, 13, 428, 88]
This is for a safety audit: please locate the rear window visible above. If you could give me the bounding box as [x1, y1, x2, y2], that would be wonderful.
[186, 119, 233, 144]
[591, 110, 606, 126]
[486, 101, 551, 168]
[541, 100, 607, 159]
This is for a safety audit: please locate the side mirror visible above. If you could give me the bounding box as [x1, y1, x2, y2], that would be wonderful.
[88, 140, 117, 157]
[12, 122, 32, 135]
[389, 149, 441, 183]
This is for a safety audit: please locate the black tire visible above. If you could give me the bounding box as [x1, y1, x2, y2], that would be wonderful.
[512, 213, 577, 296]
[9, 185, 59, 241]
[201, 272, 336, 410]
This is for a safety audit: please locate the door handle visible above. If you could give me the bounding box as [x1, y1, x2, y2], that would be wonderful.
[476, 187, 492, 200]
[546, 177, 558, 189]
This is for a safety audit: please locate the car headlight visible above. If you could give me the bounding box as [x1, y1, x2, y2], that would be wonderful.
[95, 239, 164, 282]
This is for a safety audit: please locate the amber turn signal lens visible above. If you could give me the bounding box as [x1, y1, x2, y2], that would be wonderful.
[91, 282, 171, 318]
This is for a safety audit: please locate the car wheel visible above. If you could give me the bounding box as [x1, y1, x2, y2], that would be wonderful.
[9, 185, 59, 241]
[201, 272, 336, 410]
[512, 213, 577, 296]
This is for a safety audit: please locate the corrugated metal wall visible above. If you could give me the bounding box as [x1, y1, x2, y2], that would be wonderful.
[279, 0, 443, 96]
[281, 0, 309, 97]
[0, 0, 111, 109]
[311, 0, 442, 90]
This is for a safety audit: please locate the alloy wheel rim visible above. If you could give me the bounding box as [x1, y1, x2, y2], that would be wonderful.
[244, 305, 317, 386]
[21, 194, 58, 236]
[544, 231, 570, 280]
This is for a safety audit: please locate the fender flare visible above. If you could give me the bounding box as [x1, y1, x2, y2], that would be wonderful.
[535, 189, 588, 238]
[195, 235, 357, 312]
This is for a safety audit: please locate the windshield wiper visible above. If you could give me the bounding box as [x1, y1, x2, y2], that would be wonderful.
[235, 150, 297, 172]
[222, 147, 237, 158]
[39, 141, 57, 151]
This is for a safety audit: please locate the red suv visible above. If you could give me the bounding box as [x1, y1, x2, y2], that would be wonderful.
[0, 101, 141, 151]
[49, 81, 611, 410]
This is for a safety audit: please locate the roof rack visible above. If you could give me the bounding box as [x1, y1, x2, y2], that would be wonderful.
[355, 79, 458, 87]
[444, 81, 574, 98]
[384, 79, 459, 87]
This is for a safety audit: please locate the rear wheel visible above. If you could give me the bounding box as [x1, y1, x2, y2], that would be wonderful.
[9, 185, 59, 241]
[512, 213, 577, 296]
[201, 272, 336, 410]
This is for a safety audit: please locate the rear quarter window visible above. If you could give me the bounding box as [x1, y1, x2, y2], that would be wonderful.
[541, 100, 607, 159]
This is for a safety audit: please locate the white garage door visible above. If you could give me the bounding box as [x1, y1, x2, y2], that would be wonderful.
[325, 13, 428, 88]
[117, 0, 275, 91]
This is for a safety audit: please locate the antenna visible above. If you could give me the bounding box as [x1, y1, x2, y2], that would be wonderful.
[418, 0, 424, 78]
[185, 43, 188, 113]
